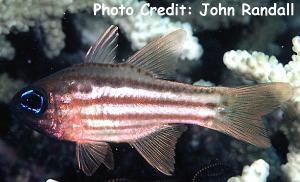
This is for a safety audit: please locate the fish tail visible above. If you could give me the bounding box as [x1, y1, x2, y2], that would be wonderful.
[212, 83, 293, 147]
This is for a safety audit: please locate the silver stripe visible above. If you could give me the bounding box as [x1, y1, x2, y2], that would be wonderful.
[79, 104, 216, 118]
[66, 86, 221, 104]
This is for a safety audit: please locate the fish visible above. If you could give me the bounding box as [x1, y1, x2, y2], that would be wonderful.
[10, 25, 293, 176]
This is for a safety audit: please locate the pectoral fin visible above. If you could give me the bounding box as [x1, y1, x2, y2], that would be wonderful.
[76, 142, 114, 176]
[85, 25, 119, 64]
[130, 125, 187, 175]
[125, 29, 186, 80]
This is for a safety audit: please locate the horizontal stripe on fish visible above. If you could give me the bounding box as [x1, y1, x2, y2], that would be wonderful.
[82, 121, 158, 133]
[67, 96, 218, 109]
[68, 86, 221, 104]
[78, 104, 216, 118]
[80, 115, 214, 129]
[81, 124, 163, 142]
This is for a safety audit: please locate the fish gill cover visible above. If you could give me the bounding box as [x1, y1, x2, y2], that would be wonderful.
[0, 0, 299, 182]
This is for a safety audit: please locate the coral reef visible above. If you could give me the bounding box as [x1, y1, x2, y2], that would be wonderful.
[107, 0, 202, 61]
[224, 36, 300, 148]
[224, 36, 300, 180]
[0, 36, 15, 60]
[227, 159, 269, 182]
[281, 151, 300, 182]
[0, 0, 202, 61]
[1, 0, 299, 181]
[193, 79, 215, 86]
[0, 0, 68, 58]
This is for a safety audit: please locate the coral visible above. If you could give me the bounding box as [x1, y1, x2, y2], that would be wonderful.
[97, 0, 203, 61]
[193, 79, 215, 86]
[227, 159, 269, 182]
[223, 50, 287, 83]
[0, 35, 15, 60]
[0, 0, 202, 61]
[223, 36, 300, 149]
[224, 36, 300, 180]
[0, 73, 26, 103]
[229, 141, 281, 175]
[223, 36, 300, 111]
[281, 151, 300, 182]
[0, 0, 68, 58]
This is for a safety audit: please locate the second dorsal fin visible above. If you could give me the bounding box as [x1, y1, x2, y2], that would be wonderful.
[85, 25, 119, 64]
[125, 29, 186, 80]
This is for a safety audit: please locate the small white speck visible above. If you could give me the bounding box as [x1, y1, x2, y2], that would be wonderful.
[46, 179, 59, 182]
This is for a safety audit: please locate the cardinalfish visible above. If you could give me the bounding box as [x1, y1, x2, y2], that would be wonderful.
[10, 25, 293, 176]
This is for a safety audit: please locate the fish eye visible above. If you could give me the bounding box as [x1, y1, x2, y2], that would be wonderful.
[19, 87, 48, 115]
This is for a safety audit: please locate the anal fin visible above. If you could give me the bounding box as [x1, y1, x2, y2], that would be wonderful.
[76, 141, 114, 176]
[130, 125, 187, 175]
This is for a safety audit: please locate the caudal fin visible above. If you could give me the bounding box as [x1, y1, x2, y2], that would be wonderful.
[213, 83, 293, 148]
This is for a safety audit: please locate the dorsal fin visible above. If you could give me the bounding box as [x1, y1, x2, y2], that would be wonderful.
[130, 125, 187, 175]
[85, 25, 118, 64]
[76, 142, 114, 176]
[125, 29, 186, 80]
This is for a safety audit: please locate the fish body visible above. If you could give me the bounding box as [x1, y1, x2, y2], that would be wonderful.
[10, 25, 293, 176]
[35, 63, 220, 143]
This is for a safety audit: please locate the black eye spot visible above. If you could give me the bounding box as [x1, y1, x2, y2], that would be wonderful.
[20, 88, 48, 115]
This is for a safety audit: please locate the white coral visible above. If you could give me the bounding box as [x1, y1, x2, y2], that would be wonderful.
[227, 159, 269, 182]
[223, 50, 288, 83]
[223, 36, 300, 114]
[281, 151, 300, 182]
[0, 0, 202, 61]
[98, 0, 202, 61]
[0, 35, 15, 60]
[224, 36, 300, 161]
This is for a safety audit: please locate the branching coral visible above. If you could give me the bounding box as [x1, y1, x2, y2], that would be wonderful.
[227, 159, 269, 182]
[223, 36, 300, 109]
[105, 0, 203, 61]
[281, 151, 300, 182]
[223, 36, 300, 148]
[224, 36, 300, 180]
[0, 0, 68, 58]
[0, 0, 202, 61]
[0, 35, 15, 60]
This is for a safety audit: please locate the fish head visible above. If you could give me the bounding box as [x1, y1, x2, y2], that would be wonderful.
[10, 82, 65, 139]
